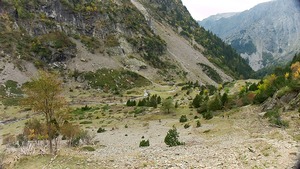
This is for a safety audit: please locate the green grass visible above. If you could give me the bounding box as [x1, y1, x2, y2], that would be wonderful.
[72, 106, 100, 116]
[14, 155, 100, 169]
[79, 121, 93, 124]
[129, 107, 146, 115]
[80, 35, 101, 53]
[2, 97, 20, 106]
[84, 68, 151, 92]
[81, 146, 96, 151]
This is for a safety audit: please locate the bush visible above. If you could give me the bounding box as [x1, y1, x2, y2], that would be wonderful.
[271, 118, 289, 128]
[263, 109, 289, 128]
[70, 136, 81, 147]
[139, 139, 150, 147]
[80, 130, 95, 145]
[164, 127, 184, 147]
[192, 94, 202, 108]
[202, 111, 213, 120]
[81, 146, 96, 151]
[263, 109, 279, 119]
[196, 120, 201, 128]
[130, 107, 145, 115]
[179, 115, 188, 123]
[126, 99, 136, 107]
[184, 123, 190, 129]
[97, 127, 106, 133]
[80, 121, 92, 124]
[208, 94, 222, 111]
[16, 134, 27, 146]
[82, 105, 92, 111]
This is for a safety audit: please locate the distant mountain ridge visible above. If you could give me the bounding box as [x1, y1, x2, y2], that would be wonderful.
[199, 0, 300, 71]
[200, 12, 239, 21]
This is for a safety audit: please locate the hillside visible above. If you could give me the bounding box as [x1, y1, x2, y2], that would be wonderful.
[199, 0, 300, 71]
[0, 0, 254, 88]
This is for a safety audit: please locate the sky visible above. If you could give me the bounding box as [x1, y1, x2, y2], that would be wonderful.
[181, 0, 272, 21]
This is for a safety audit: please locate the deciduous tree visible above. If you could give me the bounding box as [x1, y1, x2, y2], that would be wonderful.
[161, 98, 175, 114]
[22, 71, 66, 154]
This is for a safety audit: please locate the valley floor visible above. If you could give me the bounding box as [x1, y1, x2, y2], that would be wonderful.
[2, 105, 299, 169]
[1, 83, 300, 169]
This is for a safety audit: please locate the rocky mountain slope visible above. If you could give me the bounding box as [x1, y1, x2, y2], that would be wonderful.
[199, 0, 300, 71]
[0, 0, 253, 87]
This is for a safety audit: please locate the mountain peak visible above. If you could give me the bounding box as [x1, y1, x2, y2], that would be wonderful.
[199, 0, 300, 71]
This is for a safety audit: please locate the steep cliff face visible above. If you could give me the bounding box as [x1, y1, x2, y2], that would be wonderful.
[0, 0, 169, 83]
[0, 0, 252, 86]
[199, 0, 300, 71]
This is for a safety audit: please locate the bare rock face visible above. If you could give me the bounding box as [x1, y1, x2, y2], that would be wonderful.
[199, 0, 300, 71]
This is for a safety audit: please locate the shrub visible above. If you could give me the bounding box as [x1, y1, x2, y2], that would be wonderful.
[271, 118, 289, 128]
[175, 101, 179, 108]
[97, 127, 106, 133]
[81, 105, 92, 111]
[80, 121, 92, 124]
[139, 139, 150, 147]
[130, 107, 145, 115]
[263, 109, 280, 119]
[80, 130, 95, 145]
[70, 136, 81, 147]
[263, 109, 289, 128]
[221, 93, 228, 106]
[196, 120, 201, 128]
[184, 123, 190, 129]
[16, 134, 27, 146]
[276, 86, 292, 98]
[192, 94, 202, 108]
[164, 127, 184, 147]
[126, 99, 136, 107]
[202, 111, 213, 120]
[208, 94, 222, 111]
[179, 115, 188, 123]
[81, 146, 96, 151]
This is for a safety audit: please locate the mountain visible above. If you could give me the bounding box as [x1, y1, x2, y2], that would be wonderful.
[0, 0, 253, 88]
[199, 0, 300, 71]
[201, 12, 239, 21]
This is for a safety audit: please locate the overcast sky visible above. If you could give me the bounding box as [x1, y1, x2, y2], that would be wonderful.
[181, 0, 272, 21]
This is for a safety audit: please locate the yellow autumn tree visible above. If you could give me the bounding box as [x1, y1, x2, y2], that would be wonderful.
[258, 74, 277, 92]
[291, 62, 300, 79]
[22, 71, 66, 154]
